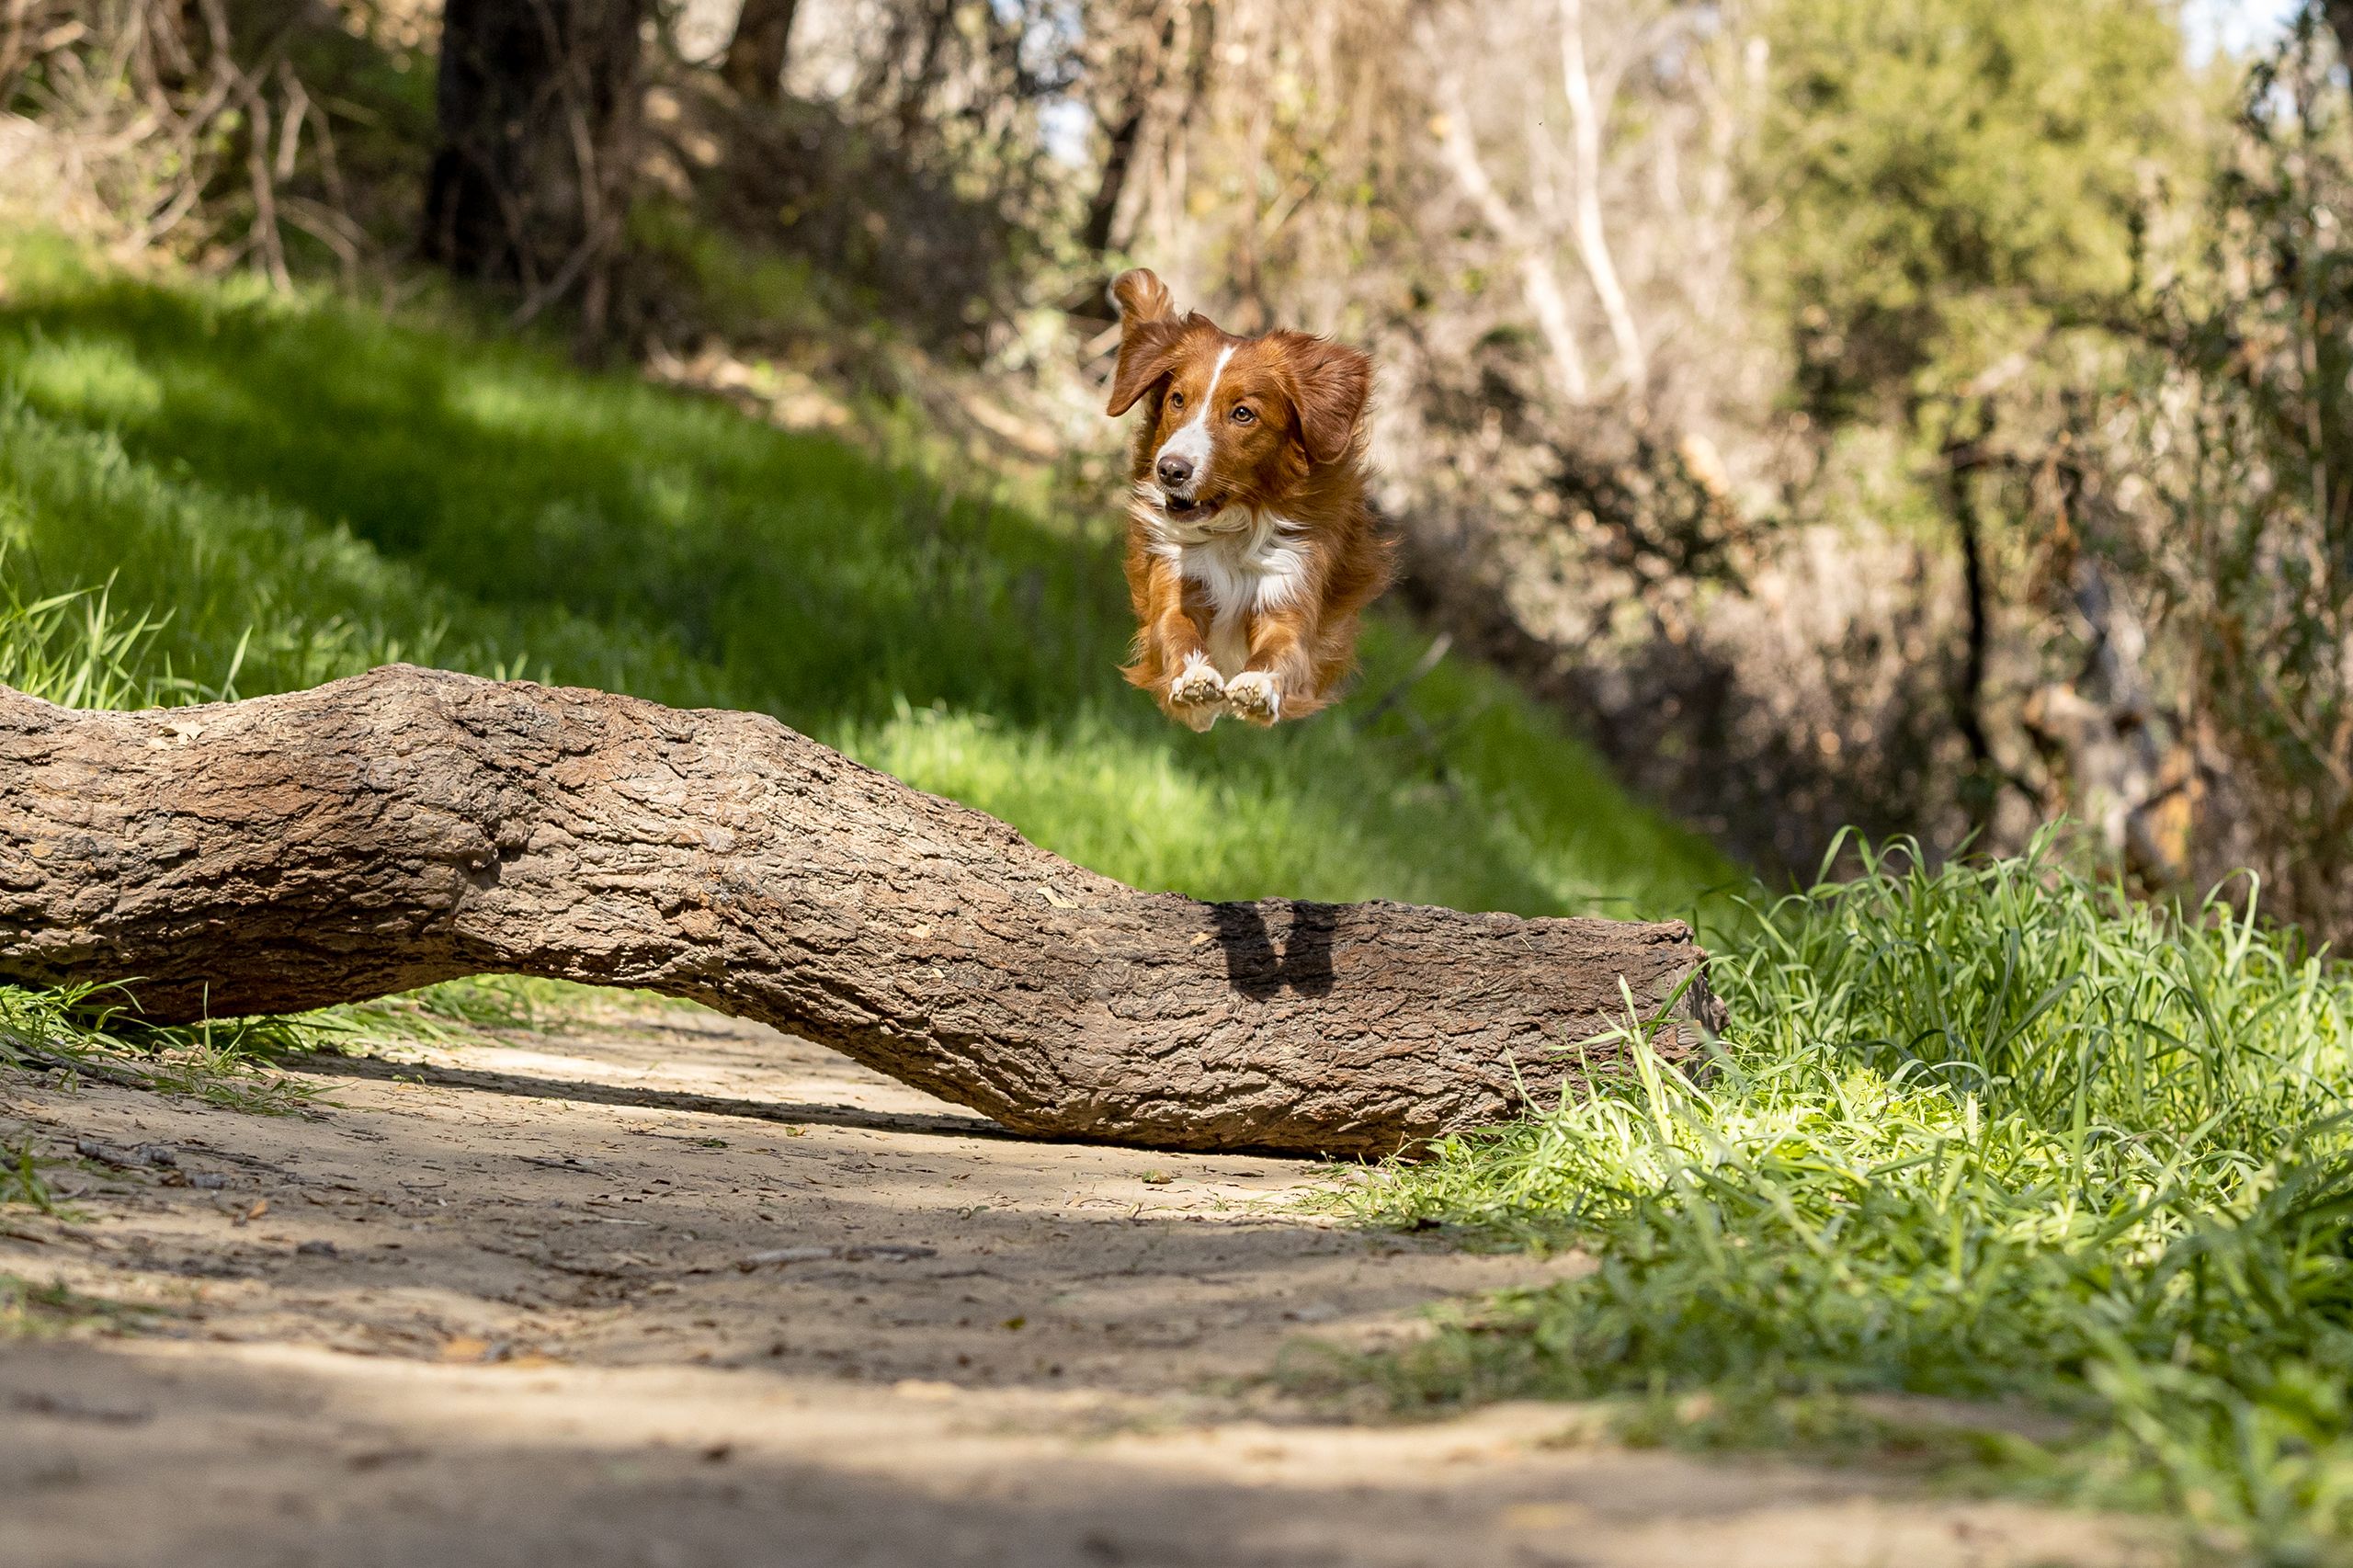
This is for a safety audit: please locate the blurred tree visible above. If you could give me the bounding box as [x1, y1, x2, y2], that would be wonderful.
[1750, 0, 2185, 425]
[722, 0, 800, 100]
[1075, 0, 1189, 256]
[1745, 0, 2190, 819]
[2095, 11, 2353, 931]
[2325, 0, 2353, 80]
[424, 0, 648, 343]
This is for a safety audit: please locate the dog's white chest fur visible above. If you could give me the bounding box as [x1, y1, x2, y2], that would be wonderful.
[1172, 514, 1310, 677]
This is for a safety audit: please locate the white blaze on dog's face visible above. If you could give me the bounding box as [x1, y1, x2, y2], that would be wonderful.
[1104, 270, 1371, 544]
[1147, 343, 1237, 527]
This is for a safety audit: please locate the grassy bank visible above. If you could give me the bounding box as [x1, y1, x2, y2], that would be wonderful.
[0, 235, 1730, 923]
[1343, 838, 2353, 1561]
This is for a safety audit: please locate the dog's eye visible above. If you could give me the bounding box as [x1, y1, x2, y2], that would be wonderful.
[1230, 404, 1256, 425]
[1169, 392, 1185, 409]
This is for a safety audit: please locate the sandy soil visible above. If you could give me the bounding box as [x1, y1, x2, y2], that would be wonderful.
[0, 1003, 2165, 1568]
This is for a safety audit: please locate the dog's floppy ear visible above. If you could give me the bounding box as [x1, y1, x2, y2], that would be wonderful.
[1106, 269, 1186, 417]
[1271, 332, 1372, 466]
[1111, 267, 1176, 324]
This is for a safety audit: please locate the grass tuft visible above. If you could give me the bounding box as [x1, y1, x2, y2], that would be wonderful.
[0, 562, 211, 710]
[1347, 833, 2353, 1556]
[0, 1141, 58, 1213]
[0, 986, 318, 1112]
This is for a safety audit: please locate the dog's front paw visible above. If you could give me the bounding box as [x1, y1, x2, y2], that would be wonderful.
[1223, 670, 1282, 726]
[1166, 656, 1225, 730]
[1168, 656, 1226, 710]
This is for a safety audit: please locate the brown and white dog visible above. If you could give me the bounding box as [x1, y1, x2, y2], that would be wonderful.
[1105, 268, 1393, 730]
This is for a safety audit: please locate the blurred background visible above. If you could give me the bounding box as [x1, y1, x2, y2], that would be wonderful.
[2, 0, 2348, 940]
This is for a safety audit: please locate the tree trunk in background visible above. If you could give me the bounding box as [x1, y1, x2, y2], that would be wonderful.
[722, 0, 798, 100]
[423, 0, 647, 338]
[1083, 106, 1144, 253]
[893, 0, 957, 147]
[0, 666, 1724, 1158]
[2325, 0, 2353, 86]
[1942, 435, 1997, 831]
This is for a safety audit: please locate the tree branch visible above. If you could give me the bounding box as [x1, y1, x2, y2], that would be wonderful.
[1431, 65, 1593, 403]
[1556, 0, 1645, 393]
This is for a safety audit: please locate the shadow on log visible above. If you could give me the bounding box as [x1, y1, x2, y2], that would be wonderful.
[0, 666, 1724, 1156]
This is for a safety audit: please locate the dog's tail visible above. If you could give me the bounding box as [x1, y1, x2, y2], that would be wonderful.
[1110, 268, 1176, 325]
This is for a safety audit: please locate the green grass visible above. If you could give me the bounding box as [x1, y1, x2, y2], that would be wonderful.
[0, 980, 331, 1111]
[1342, 835, 2353, 1562]
[0, 1139, 59, 1213]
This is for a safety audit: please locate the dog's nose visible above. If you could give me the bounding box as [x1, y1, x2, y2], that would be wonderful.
[1156, 455, 1194, 490]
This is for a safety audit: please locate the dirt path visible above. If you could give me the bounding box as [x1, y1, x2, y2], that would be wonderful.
[1, 1004, 2160, 1567]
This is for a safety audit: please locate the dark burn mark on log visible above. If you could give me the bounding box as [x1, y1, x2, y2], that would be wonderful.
[0, 665, 1724, 1156]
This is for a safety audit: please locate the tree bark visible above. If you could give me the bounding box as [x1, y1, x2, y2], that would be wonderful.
[423, 0, 646, 334]
[721, 0, 798, 100]
[1083, 105, 1145, 254]
[2325, 0, 2353, 90]
[0, 666, 1723, 1157]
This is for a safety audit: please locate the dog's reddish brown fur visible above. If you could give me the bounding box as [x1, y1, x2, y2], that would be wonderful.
[1105, 268, 1393, 730]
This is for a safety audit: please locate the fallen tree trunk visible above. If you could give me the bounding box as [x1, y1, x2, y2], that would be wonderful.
[0, 666, 1723, 1156]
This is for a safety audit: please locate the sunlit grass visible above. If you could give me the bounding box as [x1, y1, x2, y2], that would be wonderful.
[0, 566, 213, 710]
[0, 984, 323, 1113]
[1342, 835, 2353, 1559]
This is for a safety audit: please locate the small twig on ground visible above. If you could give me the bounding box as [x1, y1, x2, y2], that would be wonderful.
[11, 1049, 156, 1091]
[74, 1139, 176, 1170]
